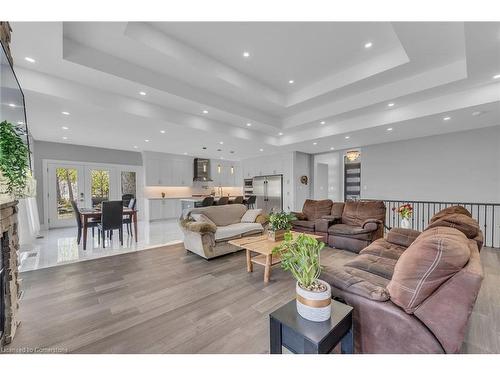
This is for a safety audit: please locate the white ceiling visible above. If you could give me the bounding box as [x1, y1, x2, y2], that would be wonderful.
[8, 21, 500, 160]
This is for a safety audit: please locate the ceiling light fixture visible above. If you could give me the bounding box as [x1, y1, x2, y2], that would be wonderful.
[139, 91, 147, 96]
[61, 111, 70, 115]
[345, 136, 350, 139]
[288, 80, 294, 84]
[259, 148, 264, 152]
[202, 110, 209, 114]
[246, 122, 252, 127]
[387, 102, 395, 107]
[313, 142, 317, 145]
[472, 111, 482, 116]
[133, 145, 138, 149]
[330, 147, 335, 150]
[8, 103, 16, 108]
[243, 51, 250, 58]
[443, 116, 451, 121]
[346, 150, 361, 162]
[278, 132, 283, 136]
[62, 136, 68, 140]
[320, 121, 326, 125]
[493, 74, 500, 79]
[387, 127, 393, 131]
[61, 126, 69, 130]
[24, 57, 36, 63]
[160, 130, 166, 134]
[219, 141, 224, 145]
[364, 42, 373, 49]
[144, 139, 150, 142]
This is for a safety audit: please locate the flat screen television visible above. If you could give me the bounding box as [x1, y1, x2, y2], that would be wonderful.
[0, 42, 31, 168]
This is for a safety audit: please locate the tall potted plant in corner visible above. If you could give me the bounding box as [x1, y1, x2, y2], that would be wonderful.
[268, 211, 296, 241]
[273, 233, 331, 322]
[0, 120, 30, 203]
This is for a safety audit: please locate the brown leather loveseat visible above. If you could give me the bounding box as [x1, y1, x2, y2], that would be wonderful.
[322, 206, 484, 353]
[291, 199, 333, 242]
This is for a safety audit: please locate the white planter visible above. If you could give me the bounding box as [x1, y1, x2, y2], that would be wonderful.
[401, 218, 411, 229]
[296, 279, 332, 322]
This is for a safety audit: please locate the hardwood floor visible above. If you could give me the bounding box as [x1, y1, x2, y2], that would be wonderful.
[7, 244, 500, 353]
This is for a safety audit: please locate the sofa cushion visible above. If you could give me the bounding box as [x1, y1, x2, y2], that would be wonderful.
[387, 227, 471, 313]
[328, 224, 373, 241]
[241, 208, 263, 223]
[189, 204, 247, 226]
[292, 220, 316, 230]
[214, 222, 263, 241]
[345, 253, 398, 280]
[360, 238, 405, 260]
[342, 201, 386, 227]
[302, 199, 333, 221]
[191, 213, 216, 227]
[426, 213, 479, 239]
[331, 202, 345, 219]
[386, 228, 421, 248]
[430, 206, 471, 223]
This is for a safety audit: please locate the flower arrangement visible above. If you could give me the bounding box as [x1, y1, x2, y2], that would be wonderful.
[392, 203, 413, 219]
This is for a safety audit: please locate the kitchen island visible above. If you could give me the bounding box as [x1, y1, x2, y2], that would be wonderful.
[180, 197, 239, 212]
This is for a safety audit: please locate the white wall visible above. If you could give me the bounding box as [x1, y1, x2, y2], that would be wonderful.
[313, 151, 343, 201]
[293, 152, 313, 210]
[361, 126, 500, 203]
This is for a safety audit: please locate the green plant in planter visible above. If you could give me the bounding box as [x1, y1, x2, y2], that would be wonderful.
[268, 211, 296, 231]
[0, 121, 30, 198]
[273, 233, 325, 290]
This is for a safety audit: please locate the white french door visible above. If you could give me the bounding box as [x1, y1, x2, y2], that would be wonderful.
[45, 161, 141, 228]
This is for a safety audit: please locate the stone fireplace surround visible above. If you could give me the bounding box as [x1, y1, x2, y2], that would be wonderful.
[0, 200, 21, 347]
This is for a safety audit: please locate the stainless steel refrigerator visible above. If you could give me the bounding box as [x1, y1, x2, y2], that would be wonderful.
[252, 175, 283, 214]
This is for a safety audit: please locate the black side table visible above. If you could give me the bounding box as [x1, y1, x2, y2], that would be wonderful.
[269, 299, 354, 354]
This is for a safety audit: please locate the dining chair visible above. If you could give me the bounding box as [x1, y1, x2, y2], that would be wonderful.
[245, 195, 256, 209]
[232, 196, 244, 204]
[123, 198, 136, 236]
[121, 194, 134, 207]
[217, 196, 229, 205]
[195, 196, 214, 207]
[71, 200, 99, 245]
[98, 200, 124, 248]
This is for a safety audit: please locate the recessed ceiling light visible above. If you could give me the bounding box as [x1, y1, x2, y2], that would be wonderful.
[288, 80, 294, 84]
[493, 74, 500, 79]
[364, 42, 373, 49]
[472, 111, 482, 116]
[24, 57, 36, 63]
[320, 121, 326, 125]
[160, 130, 166, 134]
[133, 145, 138, 149]
[313, 142, 318, 145]
[144, 139, 150, 142]
[61, 126, 69, 130]
[259, 148, 264, 152]
[330, 147, 335, 150]
[8, 103, 16, 107]
[345, 136, 350, 139]
[443, 116, 451, 121]
[139, 91, 147, 96]
[62, 136, 67, 140]
[246, 122, 252, 127]
[387, 102, 395, 107]
[202, 110, 209, 114]
[243, 51, 250, 58]
[219, 141, 224, 145]
[278, 132, 283, 136]
[387, 127, 393, 131]
[61, 111, 70, 115]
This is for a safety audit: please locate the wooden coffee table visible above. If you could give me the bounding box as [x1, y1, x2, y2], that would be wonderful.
[228, 232, 323, 283]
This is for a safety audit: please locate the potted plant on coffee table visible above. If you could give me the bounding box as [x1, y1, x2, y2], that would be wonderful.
[268, 211, 296, 241]
[273, 233, 331, 322]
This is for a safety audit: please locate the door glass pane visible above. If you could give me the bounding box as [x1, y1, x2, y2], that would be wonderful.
[55, 167, 78, 220]
[91, 169, 110, 209]
[121, 171, 136, 205]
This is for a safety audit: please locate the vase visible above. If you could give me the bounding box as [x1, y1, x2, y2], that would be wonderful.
[296, 280, 332, 322]
[268, 229, 285, 241]
[401, 218, 411, 229]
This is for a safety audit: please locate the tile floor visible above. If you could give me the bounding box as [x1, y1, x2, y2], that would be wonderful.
[18, 219, 183, 272]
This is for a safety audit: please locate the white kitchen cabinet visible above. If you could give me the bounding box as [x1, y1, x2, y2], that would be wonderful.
[145, 158, 161, 185]
[148, 199, 182, 221]
[143, 151, 194, 187]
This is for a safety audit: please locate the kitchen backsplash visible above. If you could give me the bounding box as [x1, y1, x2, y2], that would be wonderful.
[144, 186, 244, 198]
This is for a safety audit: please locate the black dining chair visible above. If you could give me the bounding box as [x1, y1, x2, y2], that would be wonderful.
[232, 196, 244, 204]
[98, 200, 124, 248]
[123, 198, 136, 236]
[71, 200, 99, 245]
[122, 194, 134, 207]
[217, 196, 229, 205]
[245, 195, 256, 209]
[195, 196, 214, 208]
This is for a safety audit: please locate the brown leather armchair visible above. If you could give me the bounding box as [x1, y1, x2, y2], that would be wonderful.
[322, 207, 484, 353]
[291, 199, 333, 242]
[327, 201, 386, 253]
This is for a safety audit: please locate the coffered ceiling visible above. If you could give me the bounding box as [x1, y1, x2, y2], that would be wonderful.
[8, 21, 500, 160]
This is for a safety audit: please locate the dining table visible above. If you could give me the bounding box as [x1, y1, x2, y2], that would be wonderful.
[79, 207, 138, 250]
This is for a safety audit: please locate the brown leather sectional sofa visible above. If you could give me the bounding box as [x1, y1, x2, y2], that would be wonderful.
[292, 199, 386, 252]
[322, 206, 484, 353]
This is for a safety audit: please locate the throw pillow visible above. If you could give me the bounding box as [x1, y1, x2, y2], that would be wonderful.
[241, 209, 263, 223]
[191, 213, 216, 227]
